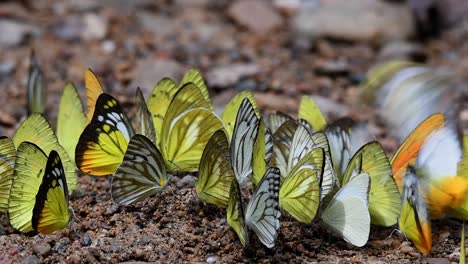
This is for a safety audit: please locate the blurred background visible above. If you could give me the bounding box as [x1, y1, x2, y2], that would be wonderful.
[0, 0, 467, 147]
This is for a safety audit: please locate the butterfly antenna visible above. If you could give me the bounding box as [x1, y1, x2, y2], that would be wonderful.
[386, 228, 405, 241]
[69, 206, 81, 224]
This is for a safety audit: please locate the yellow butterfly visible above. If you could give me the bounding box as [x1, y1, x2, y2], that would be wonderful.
[399, 166, 432, 255]
[57, 82, 87, 166]
[9, 143, 69, 234]
[84, 69, 105, 122]
[221, 91, 260, 140]
[27, 51, 47, 116]
[341, 141, 401, 226]
[75, 93, 134, 176]
[13, 114, 77, 192]
[147, 69, 213, 145]
[196, 129, 235, 208]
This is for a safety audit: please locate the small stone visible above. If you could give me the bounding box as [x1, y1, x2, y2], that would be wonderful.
[427, 258, 450, 264]
[66, 254, 82, 264]
[390, 239, 401, 249]
[235, 79, 257, 91]
[32, 242, 51, 257]
[399, 245, 414, 254]
[206, 63, 259, 88]
[176, 175, 197, 189]
[367, 240, 385, 249]
[315, 60, 350, 76]
[81, 234, 92, 246]
[0, 60, 16, 79]
[22, 255, 40, 264]
[0, 19, 39, 47]
[228, 0, 283, 34]
[81, 13, 108, 40]
[292, 0, 415, 44]
[206, 254, 219, 263]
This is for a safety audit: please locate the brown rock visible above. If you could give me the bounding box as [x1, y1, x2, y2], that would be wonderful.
[292, 0, 415, 44]
[228, 0, 283, 34]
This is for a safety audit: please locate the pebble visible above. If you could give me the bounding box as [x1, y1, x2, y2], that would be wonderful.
[367, 240, 385, 249]
[315, 60, 350, 76]
[398, 244, 414, 254]
[206, 63, 259, 88]
[0, 60, 16, 79]
[32, 242, 51, 257]
[228, 0, 283, 34]
[81, 234, 92, 246]
[176, 175, 197, 189]
[0, 19, 39, 47]
[22, 255, 40, 264]
[206, 254, 219, 263]
[292, 0, 415, 44]
[235, 79, 257, 91]
[81, 13, 108, 40]
[426, 258, 450, 264]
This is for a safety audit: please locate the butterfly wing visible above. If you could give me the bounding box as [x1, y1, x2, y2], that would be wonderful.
[162, 108, 224, 172]
[221, 91, 259, 139]
[75, 93, 134, 176]
[27, 51, 47, 116]
[280, 148, 324, 223]
[252, 119, 273, 188]
[227, 180, 249, 247]
[180, 68, 212, 111]
[85, 69, 105, 122]
[391, 114, 445, 191]
[8, 142, 48, 233]
[111, 134, 168, 206]
[399, 167, 432, 255]
[0, 137, 16, 213]
[196, 130, 235, 208]
[298, 96, 327, 132]
[272, 119, 298, 180]
[321, 173, 370, 247]
[13, 114, 77, 192]
[57, 82, 86, 166]
[147, 78, 179, 146]
[230, 98, 259, 185]
[32, 150, 69, 234]
[343, 142, 401, 226]
[245, 167, 281, 248]
[135, 87, 156, 143]
[267, 112, 293, 134]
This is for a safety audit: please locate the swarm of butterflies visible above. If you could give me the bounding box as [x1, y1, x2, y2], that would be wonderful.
[0, 53, 467, 257]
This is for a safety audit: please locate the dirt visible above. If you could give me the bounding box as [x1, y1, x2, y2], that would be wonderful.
[0, 0, 467, 263]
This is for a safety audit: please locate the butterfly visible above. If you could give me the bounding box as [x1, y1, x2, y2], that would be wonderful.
[268, 111, 293, 134]
[57, 82, 87, 166]
[369, 63, 458, 142]
[298, 95, 327, 132]
[229, 98, 261, 185]
[341, 141, 401, 226]
[320, 172, 371, 247]
[9, 142, 69, 234]
[325, 118, 374, 182]
[227, 167, 281, 248]
[0, 137, 16, 213]
[27, 51, 47, 116]
[279, 147, 324, 223]
[391, 113, 468, 220]
[251, 118, 273, 188]
[147, 68, 213, 146]
[158, 82, 223, 172]
[13, 114, 77, 192]
[84, 68, 105, 122]
[75, 93, 134, 176]
[196, 129, 235, 208]
[398, 166, 432, 255]
[111, 134, 169, 206]
[221, 91, 260, 140]
[273, 119, 336, 199]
